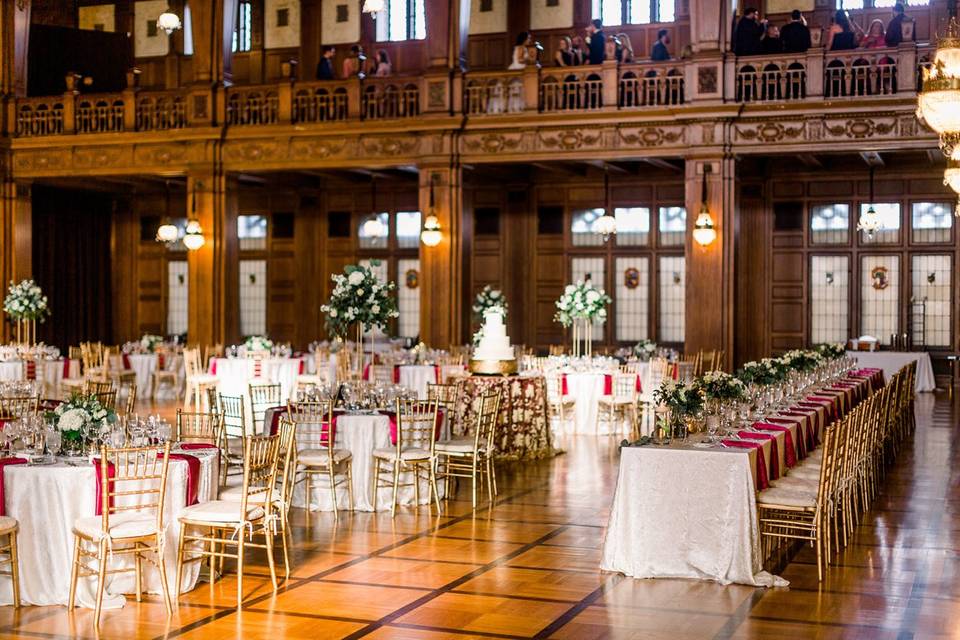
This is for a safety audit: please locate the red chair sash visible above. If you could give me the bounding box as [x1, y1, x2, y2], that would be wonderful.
[92, 458, 117, 516]
[0, 458, 26, 516]
[161, 452, 201, 505]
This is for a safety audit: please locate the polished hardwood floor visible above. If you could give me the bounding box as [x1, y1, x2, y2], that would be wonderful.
[0, 393, 955, 639]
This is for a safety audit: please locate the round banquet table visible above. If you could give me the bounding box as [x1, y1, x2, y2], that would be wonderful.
[397, 365, 439, 399]
[559, 371, 632, 436]
[288, 412, 449, 512]
[210, 357, 304, 401]
[0, 362, 22, 382]
[126, 354, 158, 397]
[0, 449, 219, 608]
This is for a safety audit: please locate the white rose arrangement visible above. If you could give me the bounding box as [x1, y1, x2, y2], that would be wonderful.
[139, 334, 164, 353]
[48, 393, 118, 448]
[633, 339, 657, 360]
[3, 279, 50, 322]
[554, 280, 612, 328]
[321, 261, 400, 337]
[472, 286, 507, 321]
[244, 335, 274, 352]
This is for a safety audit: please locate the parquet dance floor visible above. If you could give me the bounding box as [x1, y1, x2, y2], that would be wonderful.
[0, 394, 955, 639]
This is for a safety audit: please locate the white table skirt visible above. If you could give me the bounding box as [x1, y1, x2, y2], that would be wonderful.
[601, 446, 786, 587]
[126, 354, 158, 397]
[558, 372, 629, 436]
[847, 351, 935, 392]
[0, 362, 22, 382]
[291, 413, 448, 512]
[398, 365, 438, 400]
[0, 449, 219, 608]
[42, 359, 80, 397]
[211, 357, 303, 401]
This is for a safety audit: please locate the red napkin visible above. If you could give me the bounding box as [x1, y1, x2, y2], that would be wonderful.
[561, 374, 568, 396]
[180, 442, 218, 451]
[158, 353, 166, 370]
[161, 452, 201, 505]
[779, 411, 816, 449]
[362, 363, 371, 381]
[122, 354, 131, 370]
[393, 365, 401, 384]
[92, 458, 117, 516]
[298, 359, 305, 374]
[0, 458, 26, 516]
[737, 431, 779, 480]
[721, 439, 769, 491]
[603, 375, 613, 396]
[267, 406, 287, 436]
[210, 360, 217, 375]
[63, 358, 71, 378]
[635, 376, 642, 393]
[753, 422, 797, 467]
[671, 363, 679, 380]
[765, 417, 807, 459]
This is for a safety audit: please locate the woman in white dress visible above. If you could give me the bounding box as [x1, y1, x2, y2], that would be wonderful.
[508, 32, 532, 70]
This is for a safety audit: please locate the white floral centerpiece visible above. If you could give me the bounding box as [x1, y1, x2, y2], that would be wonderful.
[140, 334, 164, 353]
[3, 279, 49, 345]
[554, 280, 612, 357]
[633, 339, 658, 361]
[697, 371, 746, 402]
[321, 261, 399, 366]
[816, 343, 846, 360]
[472, 286, 507, 321]
[244, 335, 274, 353]
[48, 393, 118, 453]
[652, 379, 704, 439]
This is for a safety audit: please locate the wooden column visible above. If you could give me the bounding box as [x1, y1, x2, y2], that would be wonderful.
[424, 0, 470, 69]
[687, 0, 733, 52]
[189, 0, 237, 85]
[418, 163, 464, 348]
[684, 156, 735, 364]
[0, 0, 30, 99]
[186, 170, 238, 347]
[0, 179, 32, 343]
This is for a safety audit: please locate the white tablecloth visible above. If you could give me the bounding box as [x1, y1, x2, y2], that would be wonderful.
[558, 371, 630, 436]
[397, 365, 438, 399]
[126, 354, 159, 397]
[211, 357, 304, 401]
[41, 359, 79, 397]
[0, 449, 219, 608]
[847, 351, 935, 392]
[601, 446, 786, 587]
[291, 412, 449, 512]
[0, 362, 22, 382]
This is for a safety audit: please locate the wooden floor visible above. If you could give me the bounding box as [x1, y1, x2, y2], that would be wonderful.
[0, 393, 956, 639]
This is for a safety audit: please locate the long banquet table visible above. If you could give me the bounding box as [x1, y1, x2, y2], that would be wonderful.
[0, 448, 219, 608]
[847, 350, 934, 392]
[601, 371, 878, 587]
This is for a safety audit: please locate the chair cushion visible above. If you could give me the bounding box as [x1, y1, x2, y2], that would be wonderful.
[298, 449, 352, 465]
[757, 486, 817, 509]
[772, 476, 819, 492]
[188, 374, 218, 384]
[0, 516, 18, 534]
[597, 397, 635, 406]
[73, 512, 157, 541]
[435, 438, 480, 454]
[373, 447, 431, 461]
[178, 500, 264, 524]
[219, 484, 283, 504]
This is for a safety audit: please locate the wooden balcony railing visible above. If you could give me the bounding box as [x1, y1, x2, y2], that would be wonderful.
[7, 45, 930, 139]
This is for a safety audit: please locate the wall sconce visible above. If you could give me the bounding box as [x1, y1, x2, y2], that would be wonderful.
[421, 173, 443, 247]
[692, 166, 717, 247]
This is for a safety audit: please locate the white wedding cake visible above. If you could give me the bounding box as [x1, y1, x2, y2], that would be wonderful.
[470, 306, 518, 375]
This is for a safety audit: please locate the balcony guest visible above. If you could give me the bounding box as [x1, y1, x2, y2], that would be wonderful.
[586, 19, 606, 65]
[509, 32, 533, 70]
[651, 29, 671, 61]
[605, 35, 619, 62]
[760, 24, 782, 54]
[733, 8, 765, 56]
[827, 10, 863, 51]
[862, 20, 887, 49]
[780, 10, 811, 53]
[616, 33, 635, 63]
[316, 46, 336, 80]
[343, 45, 366, 79]
[570, 36, 586, 65]
[555, 36, 575, 67]
[885, 3, 906, 47]
[372, 49, 392, 77]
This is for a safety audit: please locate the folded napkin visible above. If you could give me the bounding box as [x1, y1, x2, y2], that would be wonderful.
[161, 452, 201, 505]
[0, 458, 26, 516]
[737, 431, 779, 481]
[753, 422, 797, 467]
[721, 439, 769, 491]
[762, 418, 806, 459]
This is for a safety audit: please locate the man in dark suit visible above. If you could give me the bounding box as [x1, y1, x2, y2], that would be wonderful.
[732, 8, 765, 56]
[316, 45, 336, 80]
[651, 29, 671, 61]
[586, 19, 605, 65]
[885, 3, 906, 47]
[780, 10, 811, 53]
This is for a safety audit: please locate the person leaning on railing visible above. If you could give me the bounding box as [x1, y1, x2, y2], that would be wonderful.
[780, 10, 811, 54]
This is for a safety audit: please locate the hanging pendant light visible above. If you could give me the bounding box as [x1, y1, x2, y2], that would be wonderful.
[692, 166, 717, 247]
[592, 166, 616, 242]
[420, 173, 443, 247]
[156, 180, 180, 244]
[856, 167, 883, 238]
[362, 178, 387, 241]
[362, 0, 386, 18]
[182, 182, 205, 250]
[157, 8, 182, 35]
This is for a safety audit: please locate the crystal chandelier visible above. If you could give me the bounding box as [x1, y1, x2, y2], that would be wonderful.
[157, 9, 182, 35]
[945, 158, 960, 194]
[592, 167, 616, 242]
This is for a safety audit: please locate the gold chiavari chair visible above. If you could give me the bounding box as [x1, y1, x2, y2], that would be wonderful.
[0, 395, 38, 420]
[373, 398, 442, 517]
[597, 372, 639, 435]
[218, 394, 248, 482]
[248, 383, 282, 434]
[103, 347, 137, 392]
[0, 514, 20, 607]
[94, 390, 118, 412]
[427, 381, 462, 434]
[294, 351, 333, 396]
[679, 352, 701, 378]
[631, 398, 657, 441]
[83, 379, 114, 396]
[150, 350, 182, 401]
[183, 347, 218, 410]
[175, 433, 283, 608]
[68, 444, 173, 626]
[122, 381, 138, 416]
[176, 410, 224, 450]
[60, 347, 87, 397]
[646, 357, 672, 391]
[203, 344, 224, 371]
[435, 390, 501, 509]
[287, 400, 354, 518]
[545, 373, 575, 427]
[758, 424, 838, 582]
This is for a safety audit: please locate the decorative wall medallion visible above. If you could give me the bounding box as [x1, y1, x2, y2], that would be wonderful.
[362, 137, 420, 156]
[672, 271, 681, 285]
[619, 126, 683, 147]
[290, 137, 346, 160]
[427, 81, 446, 108]
[405, 269, 419, 289]
[701, 124, 715, 144]
[539, 129, 600, 151]
[871, 266, 889, 290]
[74, 146, 128, 169]
[736, 122, 803, 143]
[697, 65, 718, 94]
[462, 133, 521, 154]
[623, 267, 640, 290]
[826, 118, 895, 139]
[825, 271, 834, 285]
[927, 272, 936, 284]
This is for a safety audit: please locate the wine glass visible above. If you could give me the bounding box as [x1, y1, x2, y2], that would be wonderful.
[45, 428, 61, 456]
